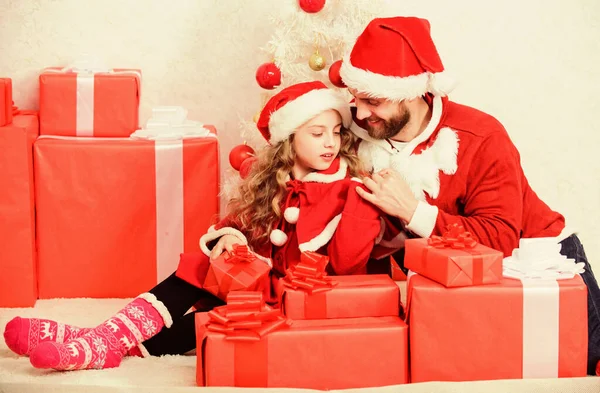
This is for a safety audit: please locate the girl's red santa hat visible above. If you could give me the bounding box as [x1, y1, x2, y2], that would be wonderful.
[340, 16, 456, 102]
[256, 81, 352, 144]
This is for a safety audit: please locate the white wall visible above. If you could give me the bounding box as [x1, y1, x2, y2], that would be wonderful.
[1, 0, 598, 268]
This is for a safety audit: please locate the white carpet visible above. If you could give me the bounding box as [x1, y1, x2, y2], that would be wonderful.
[1, 297, 599, 393]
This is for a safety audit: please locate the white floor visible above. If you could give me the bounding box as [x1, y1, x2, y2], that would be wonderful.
[0, 294, 599, 393]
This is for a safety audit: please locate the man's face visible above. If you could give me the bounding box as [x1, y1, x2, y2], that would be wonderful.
[349, 89, 410, 141]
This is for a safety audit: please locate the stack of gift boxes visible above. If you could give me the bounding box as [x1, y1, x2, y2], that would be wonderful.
[193, 226, 588, 389]
[195, 249, 409, 390]
[0, 68, 219, 306]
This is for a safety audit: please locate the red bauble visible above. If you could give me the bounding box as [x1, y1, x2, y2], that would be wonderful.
[328, 60, 345, 88]
[229, 144, 255, 171]
[255, 62, 282, 90]
[299, 0, 326, 13]
[239, 156, 257, 179]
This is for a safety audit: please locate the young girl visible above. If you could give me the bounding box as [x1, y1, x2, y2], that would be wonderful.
[4, 81, 392, 371]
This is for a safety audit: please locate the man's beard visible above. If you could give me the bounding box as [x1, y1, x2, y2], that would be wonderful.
[366, 110, 410, 140]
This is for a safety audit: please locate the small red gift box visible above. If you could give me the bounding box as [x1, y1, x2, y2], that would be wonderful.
[405, 224, 503, 287]
[39, 67, 140, 137]
[0, 114, 38, 307]
[279, 252, 400, 319]
[34, 133, 218, 298]
[0, 78, 13, 126]
[408, 274, 587, 382]
[195, 291, 408, 389]
[202, 245, 271, 301]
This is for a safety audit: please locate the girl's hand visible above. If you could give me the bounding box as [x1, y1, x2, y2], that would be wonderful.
[210, 235, 244, 260]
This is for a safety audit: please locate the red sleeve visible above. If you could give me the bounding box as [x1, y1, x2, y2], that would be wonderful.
[433, 131, 522, 256]
[327, 181, 382, 275]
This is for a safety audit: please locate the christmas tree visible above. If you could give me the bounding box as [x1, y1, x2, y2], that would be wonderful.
[240, 0, 397, 148]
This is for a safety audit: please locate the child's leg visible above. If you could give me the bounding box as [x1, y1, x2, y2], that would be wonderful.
[29, 272, 208, 370]
[139, 294, 224, 357]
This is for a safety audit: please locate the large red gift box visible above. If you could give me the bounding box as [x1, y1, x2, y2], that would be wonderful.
[195, 292, 408, 389]
[39, 68, 140, 137]
[408, 274, 588, 382]
[34, 132, 219, 298]
[0, 78, 13, 126]
[280, 274, 400, 319]
[0, 114, 38, 307]
[405, 225, 503, 287]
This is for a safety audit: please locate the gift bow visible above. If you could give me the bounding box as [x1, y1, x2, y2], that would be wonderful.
[282, 251, 337, 294]
[206, 291, 290, 341]
[428, 223, 477, 249]
[225, 245, 255, 264]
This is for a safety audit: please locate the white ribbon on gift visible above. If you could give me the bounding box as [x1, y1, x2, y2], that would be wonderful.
[503, 237, 584, 378]
[521, 278, 560, 378]
[130, 106, 214, 141]
[133, 106, 217, 281]
[503, 237, 585, 280]
[44, 60, 141, 137]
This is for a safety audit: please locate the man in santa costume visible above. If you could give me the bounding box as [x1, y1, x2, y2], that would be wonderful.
[340, 16, 600, 375]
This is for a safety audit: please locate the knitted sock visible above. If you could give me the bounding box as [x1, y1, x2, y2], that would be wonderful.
[4, 317, 91, 356]
[29, 293, 172, 370]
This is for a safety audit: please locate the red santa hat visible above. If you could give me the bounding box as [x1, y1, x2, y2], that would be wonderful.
[256, 81, 352, 145]
[340, 16, 456, 101]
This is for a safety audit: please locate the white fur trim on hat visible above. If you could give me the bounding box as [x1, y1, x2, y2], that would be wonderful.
[340, 53, 456, 102]
[284, 207, 300, 224]
[298, 213, 342, 252]
[270, 229, 288, 246]
[268, 88, 352, 144]
[199, 226, 248, 257]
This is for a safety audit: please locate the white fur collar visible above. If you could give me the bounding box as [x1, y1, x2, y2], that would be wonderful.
[292, 157, 348, 184]
[358, 127, 458, 201]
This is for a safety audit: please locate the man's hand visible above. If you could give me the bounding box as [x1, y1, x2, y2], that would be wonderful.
[356, 169, 419, 224]
[210, 234, 243, 260]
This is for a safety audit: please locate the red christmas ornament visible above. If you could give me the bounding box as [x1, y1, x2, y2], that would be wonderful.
[255, 62, 282, 90]
[328, 60, 345, 88]
[229, 144, 255, 171]
[239, 156, 257, 179]
[299, 0, 326, 13]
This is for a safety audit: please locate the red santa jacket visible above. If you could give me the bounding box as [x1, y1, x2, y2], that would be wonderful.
[351, 95, 566, 257]
[176, 157, 396, 303]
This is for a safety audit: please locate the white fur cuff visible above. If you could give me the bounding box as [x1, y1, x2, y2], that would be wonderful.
[406, 202, 439, 238]
[199, 226, 248, 257]
[138, 292, 174, 328]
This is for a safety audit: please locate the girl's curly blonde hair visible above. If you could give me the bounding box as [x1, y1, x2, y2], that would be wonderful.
[226, 127, 364, 249]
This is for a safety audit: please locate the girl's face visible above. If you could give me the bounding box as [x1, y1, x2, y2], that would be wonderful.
[291, 109, 342, 180]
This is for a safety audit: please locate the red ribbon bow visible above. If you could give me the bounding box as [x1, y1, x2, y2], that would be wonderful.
[206, 291, 290, 341]
[428, 223, 477, 249]
[282, 251, 337, 294]
[225, 245, 254, 264]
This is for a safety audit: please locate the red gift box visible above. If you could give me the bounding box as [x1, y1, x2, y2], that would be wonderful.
[0, 114, 38, 307]
[202, 245, 271, 301]
[278, 251, 400, 319]
[39, 67, 140, 137]
[280, 275, 400, 320]
[0, 78, 13, 126]
[408, 274, 588, 382]
[405, 224, 503, 287]
[34, 132, 219, 298]
[196, 292, 408, 389]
